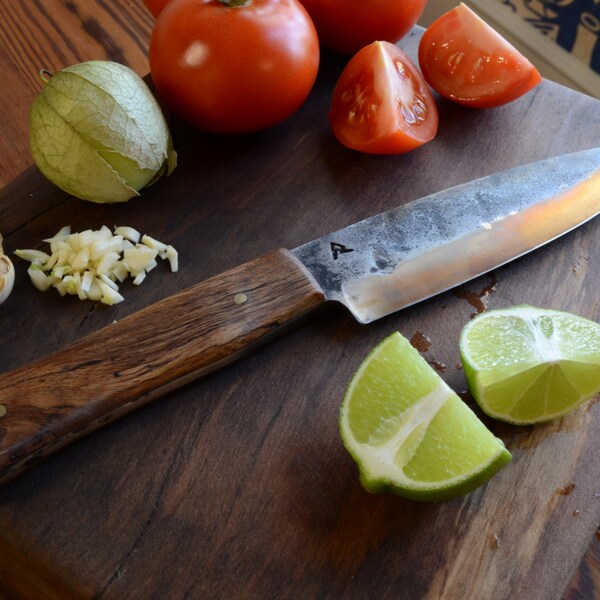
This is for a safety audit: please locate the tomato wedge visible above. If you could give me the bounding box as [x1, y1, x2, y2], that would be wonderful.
[418, 4, 542, 108]
[329, 41, 438, 154]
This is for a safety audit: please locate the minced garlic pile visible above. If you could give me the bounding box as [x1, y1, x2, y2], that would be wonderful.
[15, 225, 178, 305]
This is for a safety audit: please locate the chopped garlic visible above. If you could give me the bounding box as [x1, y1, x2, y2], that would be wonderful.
[27, 265, 54, 291]
[14, 248, 50, 264]
[15, 226, 178, 305]
[166, 245, 179, 272]
[123, 245, 158, 275]
[70, 247, 90, 271]
[95, 251, 119, 276]
[114, 226, 141, 244]
[43, 226, 71, 245]
[98, 280, 124, 305]
[141, 234, 168, 256]
[112, 261, 129, 283]
[132, 271, 147, 286]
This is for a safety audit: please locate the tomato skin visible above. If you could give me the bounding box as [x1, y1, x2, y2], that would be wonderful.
[149, 0, 320, 134]
[418, 4, 542, 109]
[299, 0, 426, 55]
[144, 0, 170, 18]
[329, 41, 438, 154]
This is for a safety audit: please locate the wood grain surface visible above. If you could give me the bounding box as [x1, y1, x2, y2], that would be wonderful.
[0, 1, 599, 598]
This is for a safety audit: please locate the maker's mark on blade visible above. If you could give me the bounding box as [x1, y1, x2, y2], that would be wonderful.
[330, 242, 354, 260]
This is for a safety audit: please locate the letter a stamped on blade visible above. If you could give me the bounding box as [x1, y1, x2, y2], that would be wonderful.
[330, 242, 354, 260]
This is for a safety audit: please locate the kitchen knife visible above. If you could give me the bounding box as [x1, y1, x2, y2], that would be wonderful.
[1, 148, 599, 484]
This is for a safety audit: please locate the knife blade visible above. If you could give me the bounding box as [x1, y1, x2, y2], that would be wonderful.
[1, 148, 599, 484]
[294, 148, 600, 323]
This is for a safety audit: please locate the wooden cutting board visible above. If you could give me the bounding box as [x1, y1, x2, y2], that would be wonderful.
[0, 27, 599, 600]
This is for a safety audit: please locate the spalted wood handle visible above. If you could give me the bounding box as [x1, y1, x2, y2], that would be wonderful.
[0, 249, 325, 484]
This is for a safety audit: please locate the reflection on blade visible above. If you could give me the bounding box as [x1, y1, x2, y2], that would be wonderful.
[293, 149, 600, 323]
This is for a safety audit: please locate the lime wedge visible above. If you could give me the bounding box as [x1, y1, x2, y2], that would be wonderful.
[339, 332, 511, 501]
[460, 305, 600, 425]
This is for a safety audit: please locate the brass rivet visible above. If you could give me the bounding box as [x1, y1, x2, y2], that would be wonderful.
[0, 404, 6, 418]
[233, 293, 248, 305]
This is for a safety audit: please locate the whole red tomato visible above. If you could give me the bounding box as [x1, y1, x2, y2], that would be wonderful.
[298, 0, 426, 55]
[144, 0, 169, 18]
[149, 0, 320, 134]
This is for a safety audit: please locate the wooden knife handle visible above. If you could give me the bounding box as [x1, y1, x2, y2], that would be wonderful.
[0, 249, 325, 484]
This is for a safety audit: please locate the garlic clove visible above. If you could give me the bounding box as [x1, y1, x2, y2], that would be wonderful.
[0, 234, 15, 305]
[0, 253, 15, 304]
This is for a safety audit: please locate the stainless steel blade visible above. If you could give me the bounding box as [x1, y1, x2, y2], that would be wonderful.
[292, 148, 600, 323]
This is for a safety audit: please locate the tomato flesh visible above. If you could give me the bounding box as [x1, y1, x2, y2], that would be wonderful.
[299, 0, 427, 55]
[330, 41, 438, 154]
[418, 4, 542, 108]
[149, 0, 319, 134]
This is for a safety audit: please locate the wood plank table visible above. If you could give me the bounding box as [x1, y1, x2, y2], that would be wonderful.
[0, 1, 599, 598]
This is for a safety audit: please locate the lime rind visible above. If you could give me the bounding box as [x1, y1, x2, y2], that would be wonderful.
[340, 332, 511, 501]
[460, 305, 600, 425]
[360, 446, 511, 502]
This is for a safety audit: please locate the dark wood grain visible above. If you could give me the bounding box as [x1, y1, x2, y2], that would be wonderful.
[0, 1, 599, 598]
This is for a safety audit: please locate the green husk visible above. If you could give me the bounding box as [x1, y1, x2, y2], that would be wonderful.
[29, 60, 176, 203]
